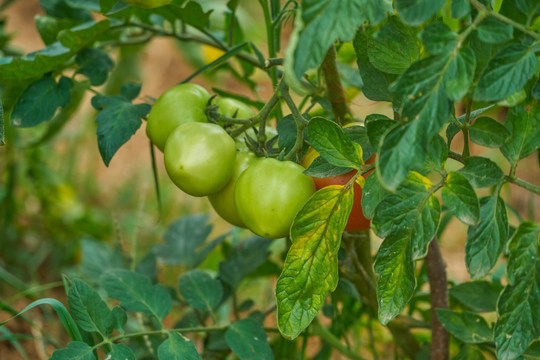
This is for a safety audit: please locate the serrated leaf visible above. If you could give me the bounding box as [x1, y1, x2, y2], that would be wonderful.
[474, 43, 537, 102]
[276, 185, 354, 339]
[501, 105, 540, 164]
[307, 117, 361, 169]
[178, 270, 223, 312]
[365, 114, 396, 150]
[218, 236, 273, 288]
[436, 309, 493, 343]
[495, 222, 540, 359]
[466, 194, 508, 279]
[106, 343, 135, 360]
[79, 238, 124, 281]
[476, 16, 513, 44]
[470, 116, 510, 148]
[361, 170, 389, 219]
[225, 319, 274, 360]
[11, 76, 71, 127]
[450, 281, 499, 312]
[420, 23, 457, 55]
[395, 0, 446, 26]
[68, 279, 113, 337]
[49, 341, 96, 360]
[75, 48, 114, 86]
[158, 332, 201, 360]
[444, 47, 476, 101]
[442, 172, 480, 226]
[458, 156, 504, 188]
[101, 269, 171, 321]
[153, 214, 226, 268]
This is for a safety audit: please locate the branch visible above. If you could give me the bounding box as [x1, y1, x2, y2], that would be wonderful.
[506, 175, 540, 196]
[321, 45, 350, 125]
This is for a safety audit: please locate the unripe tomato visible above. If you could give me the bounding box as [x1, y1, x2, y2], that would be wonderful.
[164, 122, 236, 197]
[208, 151, 256, 227]
[214, 98, 255, 119]
[302, 147, 373, 232]
[122, 0, 172, 8]
[235, 158, 315, 239]
[146, 83, 210, 151]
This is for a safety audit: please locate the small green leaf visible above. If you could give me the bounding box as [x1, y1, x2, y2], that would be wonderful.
[361, 170, 389, 219]
[276, 185, 354, 339]
[452, 344, 487, 360]
[450, 281, 499, 312]
[436, 309, 493, 343]
[466, 194, 508, 279]
[474, 43, 537, 102]
[516, 0, 540, 14]
[106, 343, 135, 360]
[40, 0, 93, 22]
[426, 134, 448, 171]
[79, 238, 124, 281]
[469, 116, 510, 148]
[365, 114, 396, 150]
[35, 15, 79, 45]
[420, 23, 457, 55]
[444, 47, 476, 101]
[451, 0, 470, 18]
[111, 306, 127, 334]
[101, 269, 171, 320]
[476, 16, 513, 44]
[501, 105, 540, 164]
[75, 48, 113, 86]
[49, 341, 96, 360]
[120, 82, 143, 101]
[158, 332, 201, 360]
[396, 0, 446, 26]
[304, 156, 352, 178]
[442, 172, 480, 226]
[458, 156, 504, 188]
[68, 279, 113, 337]
[225, 319, 274, 360]
[178, 270, 223, 312]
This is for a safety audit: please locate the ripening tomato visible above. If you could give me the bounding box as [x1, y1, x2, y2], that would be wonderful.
[146, 83, 210, 151]
[235, 158, 315, 238]
[302, 147, 374, 232]
[214, 97, 255, 119]
[208, 150, 256, 227]
[164, 122, 236, 197]
[122, 0, 172, 8]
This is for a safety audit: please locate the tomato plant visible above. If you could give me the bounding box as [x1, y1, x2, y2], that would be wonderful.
[122, 0, 173, 8]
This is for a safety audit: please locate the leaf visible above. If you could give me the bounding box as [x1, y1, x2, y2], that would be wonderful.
[11, 76, 72, 127]
[66, 0, 101, 11]
[276, 185, 354, 339]
[474, 43, 537, 102]
[426, 134, 448, 171]
[501, 105, 540, 164]
[466, 194, 508, 279]
[516, 0, 540, 15]
[158, 332, 201, 360]
[40, 0, 93, 21]
[304, 156, 352, 178]
[442, 172, 480, 226]
[92, 94, 150, 166]
[436, 309, 493, 343]
[521, 341, 540, 359]
[495, 222, 540, 359]
[225, 319, 274, 360]
[68, 279, 113, 337]
[476, 16, 513, 44]
[178, 270, 223, 312]
[420, 23, 457, 55]
[469, 116, 510, 148]
[111, 306, 127, 334]
[277, 114, 308, 156]
[365, 114, 396, 149]
[35, 15, 79, 45]
[450, 281, 500, 312]
[342, 123, 376, 161]
[120, 82, 143, 101]
[49, 341, 96, 360]
[458, 156, 504, 188]
[75, 48, 114, 86]
[101, 269, 171, 320]
[218, 236, 273, 288]
[451, 0, 470, 18]
[444, 47, 476, 101]
[0, 100, 4, 146]
[106, 343, 135, 360]
[153, 214, 226, 268]
[395, 0, 446, 26]
[361, 170, 389, 219]
[79, 238, 124, 281]
[307, 117, 362, 169]
[452, 344, 487, 360]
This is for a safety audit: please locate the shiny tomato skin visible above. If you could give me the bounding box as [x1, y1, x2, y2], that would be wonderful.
[235, 158, 315, 239]
[208, 151, 256, 227]
[123, 0, 172, 8]
[146, 83, 210, 151]
[164, 122, 236, 197]
[215, 98, 255, 119]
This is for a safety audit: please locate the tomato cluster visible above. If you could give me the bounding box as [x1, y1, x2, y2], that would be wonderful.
[146, 84, 315, 239]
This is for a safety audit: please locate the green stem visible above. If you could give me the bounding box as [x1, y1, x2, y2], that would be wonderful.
[312, 319, 367, 360]
[321, 45, 350, 125]
[462, 99, 473, 158]
[282, 83, 308, 160]
[505, 175, 540, 196]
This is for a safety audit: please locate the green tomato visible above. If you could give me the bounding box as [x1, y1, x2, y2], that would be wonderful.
[164, 122, 236, 197]
[235, 158, 315, 238]
[215, 97, 255, 119]
[208, 151, 256, 227]
[146, 83, 210, 151]
[122, 0, 173, 8]
[236, 126, 279, 150]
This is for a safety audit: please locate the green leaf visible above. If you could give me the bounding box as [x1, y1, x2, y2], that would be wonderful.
[343, 123, 376, 161]
[448, 105, 496, 147]
[68, 279, 113, 337]
[458, 156, 504, 188]
[442, 172, 480, 226]
[75, 48, 114, 86]
[91, 94, 149, 166]
[469, 116, 510, 148]
[276, 185, 354, 339]
[516, 0, 540, 14]
[49, 341, 96, 360]
[476, 16, 513, 44]
[449, 281, 499, 312]
[120, 82, 143, 101]
[153, 214, 226, 268]
[368, 16, 421, 74]
[111, 306, 127, 334]
[225, 319, 274, 360]
[79, 238, 124, 281]
[420, 23, 457, 55]
[436, 309, 493, 343]
[158, 332, 201, 360]
[361, 170, 389, 219]
[11, 76, 71, 127]
[466, 194, 508, 279]
[40, 0, 93, 21]
[495, 222, 540, 359]
[66, 0, 101, 11]
[106, 343, 135, 360]
[307, 117, 362, 168]
[474, 43, 537, 102]
[521, 341, 540, 359]
[101, 269, 171, 320]
[0, 100, 4, 146]
[35, 15, 79, 45]
[451, 0, 470, 18]
[365, 114, 396, 149]
[501, 105, 540, 164]
[218, 236, 273, 288]
[304, 156, 352, 178]
[426, 134, 448, 171]
[178, 270, 223, 312]
[452, 344, 487, 360]
[395, 0, 446, 26]
[444, 47, 476, 101]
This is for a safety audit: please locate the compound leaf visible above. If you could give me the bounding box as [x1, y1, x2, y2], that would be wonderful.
[68, 279, 113, 337]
